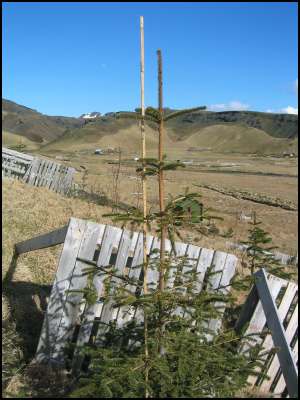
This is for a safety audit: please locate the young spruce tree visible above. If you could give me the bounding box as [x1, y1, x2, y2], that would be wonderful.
[69, 50, 264, 399]
[240, 213, 293, 283]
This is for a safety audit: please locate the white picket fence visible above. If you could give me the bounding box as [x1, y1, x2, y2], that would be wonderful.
[226, 241, 298, 266]
[2, 147, 75, 195]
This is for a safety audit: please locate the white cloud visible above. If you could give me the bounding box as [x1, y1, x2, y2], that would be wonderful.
[266, 106, 298, 115]
[266, 79, 298, 115]
[208, 100, 250, 112]
[280, 106, 298, 115]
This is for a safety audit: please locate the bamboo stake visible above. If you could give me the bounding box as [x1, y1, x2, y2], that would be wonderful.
[140, 16, 149, 398]
[157, 49, 166, 293]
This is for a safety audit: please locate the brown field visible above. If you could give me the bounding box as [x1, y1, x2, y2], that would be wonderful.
[37, 141, 298, 255]
[2, 127, 298, 397]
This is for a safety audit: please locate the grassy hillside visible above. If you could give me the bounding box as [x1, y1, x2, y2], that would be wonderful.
[184, 124, 298, 154]
[2, 99, 83, 143]
[167, 110, 298, 139]
[2, 99, 298, 156]
[2, 131, 40, 151]
[40, 118, 183, 155]
[41, 118, 298, 156]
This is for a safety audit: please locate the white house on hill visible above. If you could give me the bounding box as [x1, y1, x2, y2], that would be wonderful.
[80, 112, 101, 120]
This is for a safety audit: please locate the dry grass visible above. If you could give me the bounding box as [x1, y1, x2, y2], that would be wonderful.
[55, 150, 298, 255]
[38, 133, 298, 254]
[2, 130, 40, 151]
[2, 178, 118, 397]
[2, 155, 297, 397]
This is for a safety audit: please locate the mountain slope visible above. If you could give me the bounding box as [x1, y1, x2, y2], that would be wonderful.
[2, 99, 298, 155]
[2, 99, 84, 143]
[184, 124, 298, 154]
[41, 118, 298, 156]
[166, 110, 298, 140]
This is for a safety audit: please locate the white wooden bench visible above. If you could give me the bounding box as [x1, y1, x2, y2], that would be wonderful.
[14, 217, 238, 374]
[12, 217, 298, 397]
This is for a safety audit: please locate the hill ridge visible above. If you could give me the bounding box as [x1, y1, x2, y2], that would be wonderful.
[2, 98, 298, 155]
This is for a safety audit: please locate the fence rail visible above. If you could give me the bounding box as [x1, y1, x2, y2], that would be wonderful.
[236, 270, 298, 398]
[2, 147, 75, 195]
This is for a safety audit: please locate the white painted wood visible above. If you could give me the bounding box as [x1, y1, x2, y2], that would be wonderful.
[194, 248, 215, 294]
[72, 222, 106, 374]
[146, 236, 160, 290]
[248, 281, 298, 386]
[76, 225, 123, 348]
[57, 166, 67, 194]
[200, 251, 228, 339]
[116, 232, 144, 326]
[96, 224, 107, 246]
[128, 231, 139, 254]
[174, 244, 201, 318]
[3, 148, 74, 194]
[3, 164, 25, 176]
[273, 339, 298, 396]
[22, 162, 33, 182]
[95, 230, 133, 343]
[52, 221, 103, 361]
[132, 235, 168, 325]
[253, 270, 297, 398]
[63, 167, 75, 194]
[35, 218, 87, 363]
[187, 248, 215, 330]
[94, 225, 123, 315]
[109, 230, 140, 325]
[44, 160, 55, 188]
[207, 253, 237, 334]
[242, 275, 285, 359]
[34, 159, 45, 186]
[39, 160, 51, 187]
[69, 223, 106, 369]
[33, 218, 240, 372]
[2, 147, 34, 161]
[46, 161, 57, 189]
[28, 158, 40, 185]
[165, 241, 188, 289]
[37, 159, 48, 187]
[2, 153, 33, 165]
[259, 303, 298, 393]
[49, 163, 60, 191]
[49, 163, 62, 192]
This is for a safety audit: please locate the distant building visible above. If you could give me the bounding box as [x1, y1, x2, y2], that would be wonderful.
[80, 112, 101, 120]
[94, 149, 104, 155]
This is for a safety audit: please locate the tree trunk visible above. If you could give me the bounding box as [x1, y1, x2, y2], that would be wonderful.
[157, 49, 166, 357]
[140, 16, 149, 398]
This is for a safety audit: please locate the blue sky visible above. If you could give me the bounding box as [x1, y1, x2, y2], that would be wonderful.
[2, 2, 298, 117]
